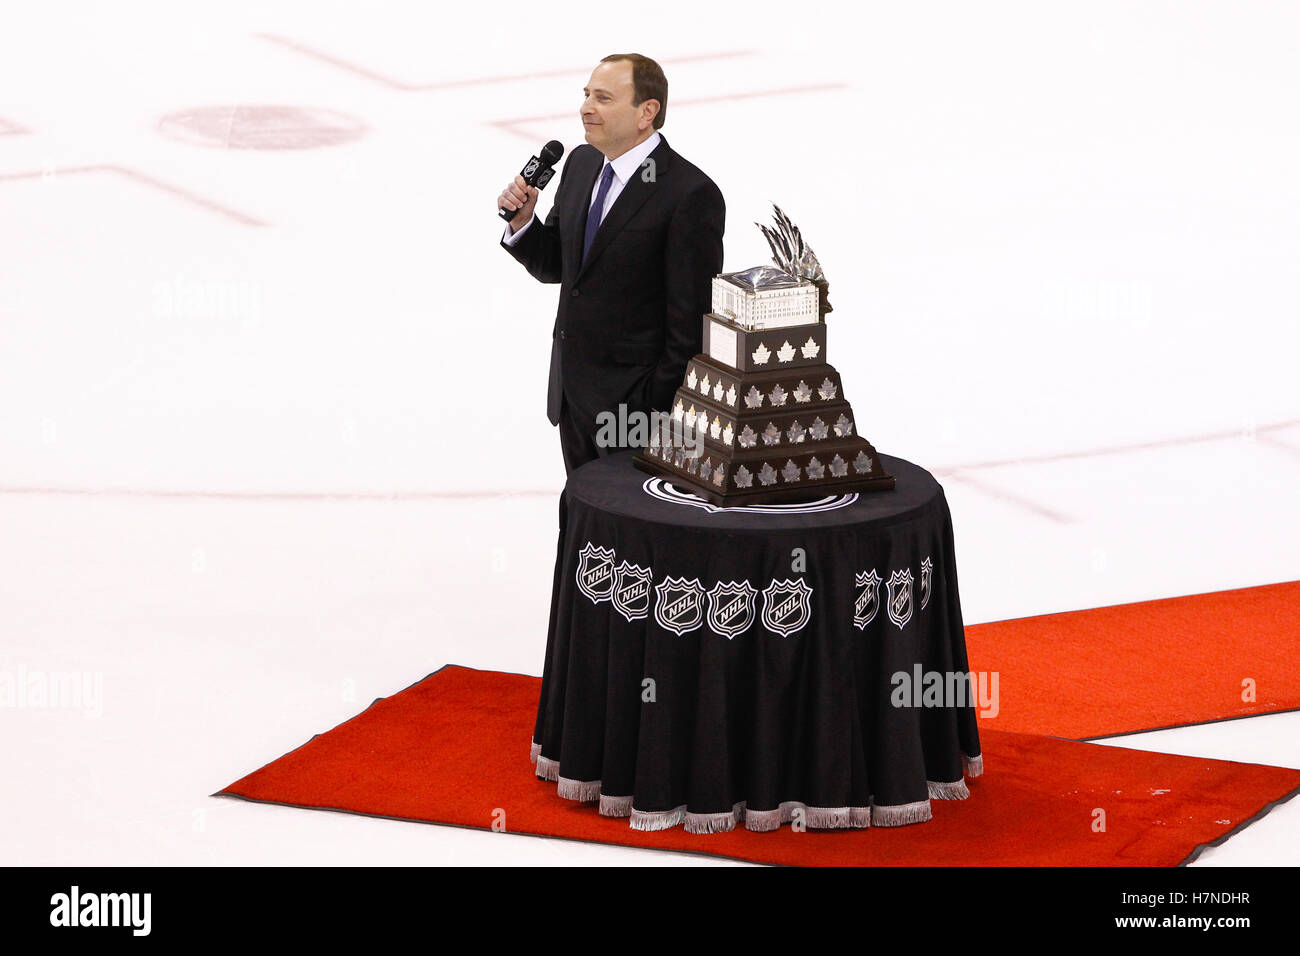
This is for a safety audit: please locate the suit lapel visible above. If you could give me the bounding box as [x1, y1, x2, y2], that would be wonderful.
[575, 135, 674, 283]
[569, 149, 603, 280]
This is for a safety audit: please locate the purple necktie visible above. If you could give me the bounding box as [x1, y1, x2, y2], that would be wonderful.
[582, 163, 616, 263]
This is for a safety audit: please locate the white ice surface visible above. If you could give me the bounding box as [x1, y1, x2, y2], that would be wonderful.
[1, 0, 1297, 865]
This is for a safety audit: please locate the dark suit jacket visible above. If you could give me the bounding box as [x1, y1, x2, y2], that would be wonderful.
[501, 134, 725, 429]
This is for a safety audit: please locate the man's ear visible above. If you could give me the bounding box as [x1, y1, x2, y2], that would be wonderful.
[639, 99, 661, 130]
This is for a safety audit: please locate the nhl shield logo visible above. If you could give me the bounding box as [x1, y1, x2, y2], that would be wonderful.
[762, 578, 813, 637]
[707, 580, 757, 640]
[920, 557, 933, 610]
[886, 569, 914, 629]
[853, 569, 882, 630]
[654, 576, 705, 635]
[612, 561, 653, 622]
[575, 542, 616, 604]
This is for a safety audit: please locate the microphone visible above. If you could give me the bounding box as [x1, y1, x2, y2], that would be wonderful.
[498, 140, 564, 221]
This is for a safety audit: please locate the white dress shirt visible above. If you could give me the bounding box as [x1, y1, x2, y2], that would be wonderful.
[502, 131, 662, 246]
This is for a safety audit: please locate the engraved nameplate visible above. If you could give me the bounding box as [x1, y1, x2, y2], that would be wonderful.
[708, 320, 737, 368]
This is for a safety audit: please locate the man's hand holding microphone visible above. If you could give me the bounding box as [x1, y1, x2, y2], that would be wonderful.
[498, 176, 539, 234]
[496, 140, 563, 233]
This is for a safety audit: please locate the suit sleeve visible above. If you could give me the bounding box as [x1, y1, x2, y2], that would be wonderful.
[639, 179, 725, 413]
[499, 153, 574, 285]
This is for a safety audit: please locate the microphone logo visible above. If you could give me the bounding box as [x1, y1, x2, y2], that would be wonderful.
[522, 157, 541, 178]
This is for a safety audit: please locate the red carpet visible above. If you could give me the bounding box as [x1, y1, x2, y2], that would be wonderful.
[217, 665, 1300, 866]
[965, 580, 1300, 739]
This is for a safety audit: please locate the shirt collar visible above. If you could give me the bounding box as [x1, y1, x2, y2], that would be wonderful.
[603, 131, 662, 186]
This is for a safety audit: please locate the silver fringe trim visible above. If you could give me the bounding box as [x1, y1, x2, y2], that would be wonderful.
[526, 747, 978, 832]
[870, 799, 933, 827]
[630, 805, 687, 832]
[740, 804, 784, 832]
[556, 776, 602, 802]
[927, 778, 970, 801]
[800, 805, 870, 829]
[684, 802, 748, 834]
[743, 801, 873, 832]
[599, 794, 633, 817]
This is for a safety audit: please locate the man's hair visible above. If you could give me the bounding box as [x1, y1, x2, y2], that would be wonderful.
[600, 53, 667, 130]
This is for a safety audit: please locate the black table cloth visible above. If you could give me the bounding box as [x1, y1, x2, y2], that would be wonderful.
[529, 450, 983, 833]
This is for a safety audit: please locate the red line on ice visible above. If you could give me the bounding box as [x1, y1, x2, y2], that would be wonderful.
[937, 470, 1074, 524]
[0, 486, 558, 501]
[491, 83, 848, 141]
[935, 418, 1300, 473]
[0, 164, 266, 226]
[1258, 433, 1300, 461]
[256, 35, 755, 91]
[4, 419, 1297, 507]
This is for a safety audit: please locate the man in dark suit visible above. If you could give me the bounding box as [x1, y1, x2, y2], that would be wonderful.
[498, 53, 725, 475]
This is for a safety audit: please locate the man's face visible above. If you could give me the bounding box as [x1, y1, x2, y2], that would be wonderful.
[581, 60, 656, 159]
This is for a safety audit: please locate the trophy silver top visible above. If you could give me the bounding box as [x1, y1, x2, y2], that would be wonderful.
[719, 265, 809, 291]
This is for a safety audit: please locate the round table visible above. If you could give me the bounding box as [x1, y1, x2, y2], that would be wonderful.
[529, 450, 983, 833]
